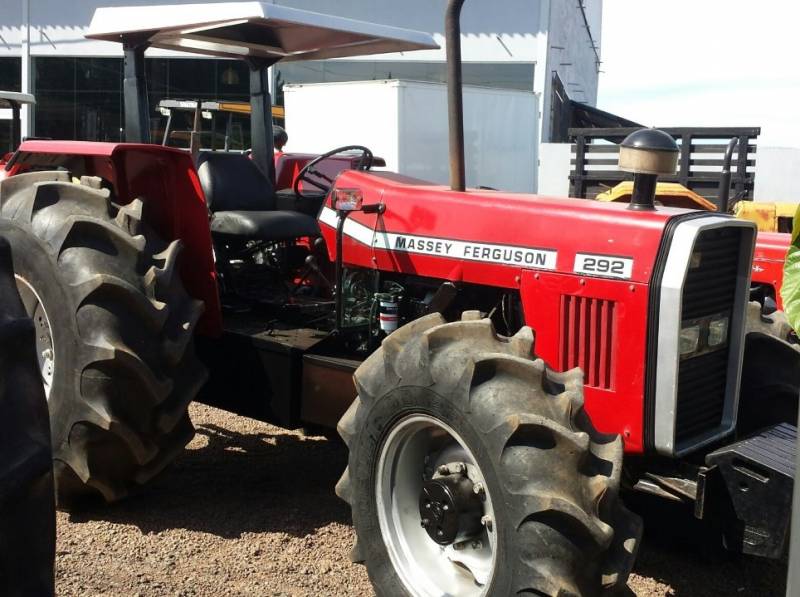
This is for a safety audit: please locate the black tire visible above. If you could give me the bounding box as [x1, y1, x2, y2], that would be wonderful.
[0, 171, 207, 507]
[337, 311, 641, 596]
[0, 237, 55, 596]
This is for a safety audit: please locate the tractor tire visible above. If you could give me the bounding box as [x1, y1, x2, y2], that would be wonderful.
[337, 311, 641, 597]
[0, 171, 207, 507]
[0, 237, 55, 596]
[745, 301, 799, 348]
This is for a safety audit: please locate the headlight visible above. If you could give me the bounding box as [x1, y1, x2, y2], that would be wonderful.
[708, 316, 729, 348]
[680, 324, 700, 357]
[679, 313, 730, 359]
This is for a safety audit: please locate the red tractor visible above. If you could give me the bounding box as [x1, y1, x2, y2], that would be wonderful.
[1, 1, 796, 595]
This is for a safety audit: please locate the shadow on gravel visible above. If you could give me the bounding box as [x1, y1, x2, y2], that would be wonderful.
[66, 422, 352, 539]
[625, 493, 786, 596]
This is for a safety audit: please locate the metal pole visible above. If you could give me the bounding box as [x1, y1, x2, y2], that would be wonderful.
[248, 59, 276, 184]
[10, 103, 20, 151]
[445, 0, 466, 192]
[20, 0, 32, 139]
[122, 42, 151, 143]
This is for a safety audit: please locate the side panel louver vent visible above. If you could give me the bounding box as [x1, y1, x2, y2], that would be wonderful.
[560, 295, 616, 390]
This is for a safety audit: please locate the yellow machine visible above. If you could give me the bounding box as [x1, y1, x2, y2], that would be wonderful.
[733, 200, 796, 233]
[597, 181, 794, 232]
[596, 181, 718, 211]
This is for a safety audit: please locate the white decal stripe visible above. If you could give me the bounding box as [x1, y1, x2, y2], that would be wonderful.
[319, 206, 557, 270]
[319, 206, 375, 245]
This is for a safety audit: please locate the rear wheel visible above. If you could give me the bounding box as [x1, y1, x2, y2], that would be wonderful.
[0, 171, 207, 507]
[337, 312, 641, 596]
[0, 237, 55, 596]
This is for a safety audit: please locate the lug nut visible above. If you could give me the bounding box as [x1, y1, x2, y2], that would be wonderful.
[421, 518, 430, 528]
[481, 515, 493, 530]
[471, 540, 482, 549]
[473, 482, 485, 497]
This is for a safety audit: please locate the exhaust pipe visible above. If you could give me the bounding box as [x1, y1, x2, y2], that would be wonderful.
[717, 136, 739, 211]
[445, 0, 466, 192]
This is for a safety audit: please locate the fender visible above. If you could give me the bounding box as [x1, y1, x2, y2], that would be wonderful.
[752, 231, 790, 308]
[5, 140, 222, 335]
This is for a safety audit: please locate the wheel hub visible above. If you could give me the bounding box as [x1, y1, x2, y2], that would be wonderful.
[419, 464, 483, 545]
[376, 414, 497, 596]
[14, 274, 55, 399]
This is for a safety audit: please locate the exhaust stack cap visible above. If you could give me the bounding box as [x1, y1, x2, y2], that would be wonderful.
[619, 128, 679, 211]
[619, 128, 679, 176]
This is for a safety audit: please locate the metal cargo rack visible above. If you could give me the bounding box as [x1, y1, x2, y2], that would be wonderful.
[569, 126, 760, 210]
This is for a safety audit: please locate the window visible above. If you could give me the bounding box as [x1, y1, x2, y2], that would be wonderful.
[147, 58, 251, 148]
[31, 57, 250, 143]
[0, 58, 22, 152]
[35, 57, 123, 142]
[0, 58, 21, 92]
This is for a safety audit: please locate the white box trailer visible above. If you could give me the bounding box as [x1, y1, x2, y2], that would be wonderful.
[283, 79, 539, 193]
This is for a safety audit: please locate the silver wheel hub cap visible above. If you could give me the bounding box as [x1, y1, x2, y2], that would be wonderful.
[14, 275, 55, 399]
[376, 414, 497, 597]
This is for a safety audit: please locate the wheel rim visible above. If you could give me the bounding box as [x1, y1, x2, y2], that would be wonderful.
[14, 275, 55, 399]
[376, 414, 497, 597]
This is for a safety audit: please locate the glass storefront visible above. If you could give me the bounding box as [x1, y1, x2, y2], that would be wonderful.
[32, 56, 250, 145]
[1, 55, 532, 149]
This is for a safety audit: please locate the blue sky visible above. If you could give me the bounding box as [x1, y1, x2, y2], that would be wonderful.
[598, 0, 800, 147]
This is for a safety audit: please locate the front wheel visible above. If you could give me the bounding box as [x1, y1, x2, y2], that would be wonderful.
[337, 312, 641, 596]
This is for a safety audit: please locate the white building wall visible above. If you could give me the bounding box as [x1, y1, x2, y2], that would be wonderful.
[0, 0, 546, 61]
[754, 147, 800, 203]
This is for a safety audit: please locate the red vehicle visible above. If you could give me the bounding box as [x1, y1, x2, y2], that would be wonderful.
[0, 2, 796, 595]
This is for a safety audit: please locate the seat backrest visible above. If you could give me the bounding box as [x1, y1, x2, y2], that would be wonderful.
[196, 152, 275, 212]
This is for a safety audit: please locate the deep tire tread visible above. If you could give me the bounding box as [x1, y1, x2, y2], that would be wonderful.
[0, 172, 205, 507]
[338, 315, 641, 596]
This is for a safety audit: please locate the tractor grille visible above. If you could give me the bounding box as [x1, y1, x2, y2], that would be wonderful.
[681, 228, 741, 320]
[676, 350, 729, 443]
[560, 295, 615, 390]
[674, 227, 742, 444]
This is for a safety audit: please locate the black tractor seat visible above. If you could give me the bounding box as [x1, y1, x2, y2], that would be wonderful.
[196, 152, 320, 242]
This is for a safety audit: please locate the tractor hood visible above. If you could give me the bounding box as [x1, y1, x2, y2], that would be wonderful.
[321, 170, 708, 288]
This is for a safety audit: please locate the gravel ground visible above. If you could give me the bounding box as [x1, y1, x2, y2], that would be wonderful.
[56, 403, 787, 596]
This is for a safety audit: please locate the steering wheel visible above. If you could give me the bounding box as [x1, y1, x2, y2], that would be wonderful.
[293, 145, 374, 198]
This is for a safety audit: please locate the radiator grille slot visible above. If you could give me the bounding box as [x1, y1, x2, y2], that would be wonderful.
[676, 350, 728, 444]
[682, 228, 741, 320]
[560, 295, 615, 390]
[675, 226, 742, 444]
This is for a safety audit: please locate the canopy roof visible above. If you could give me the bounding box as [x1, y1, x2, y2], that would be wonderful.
[87, 2, 438, 62]
[0, 91, 35, 109]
